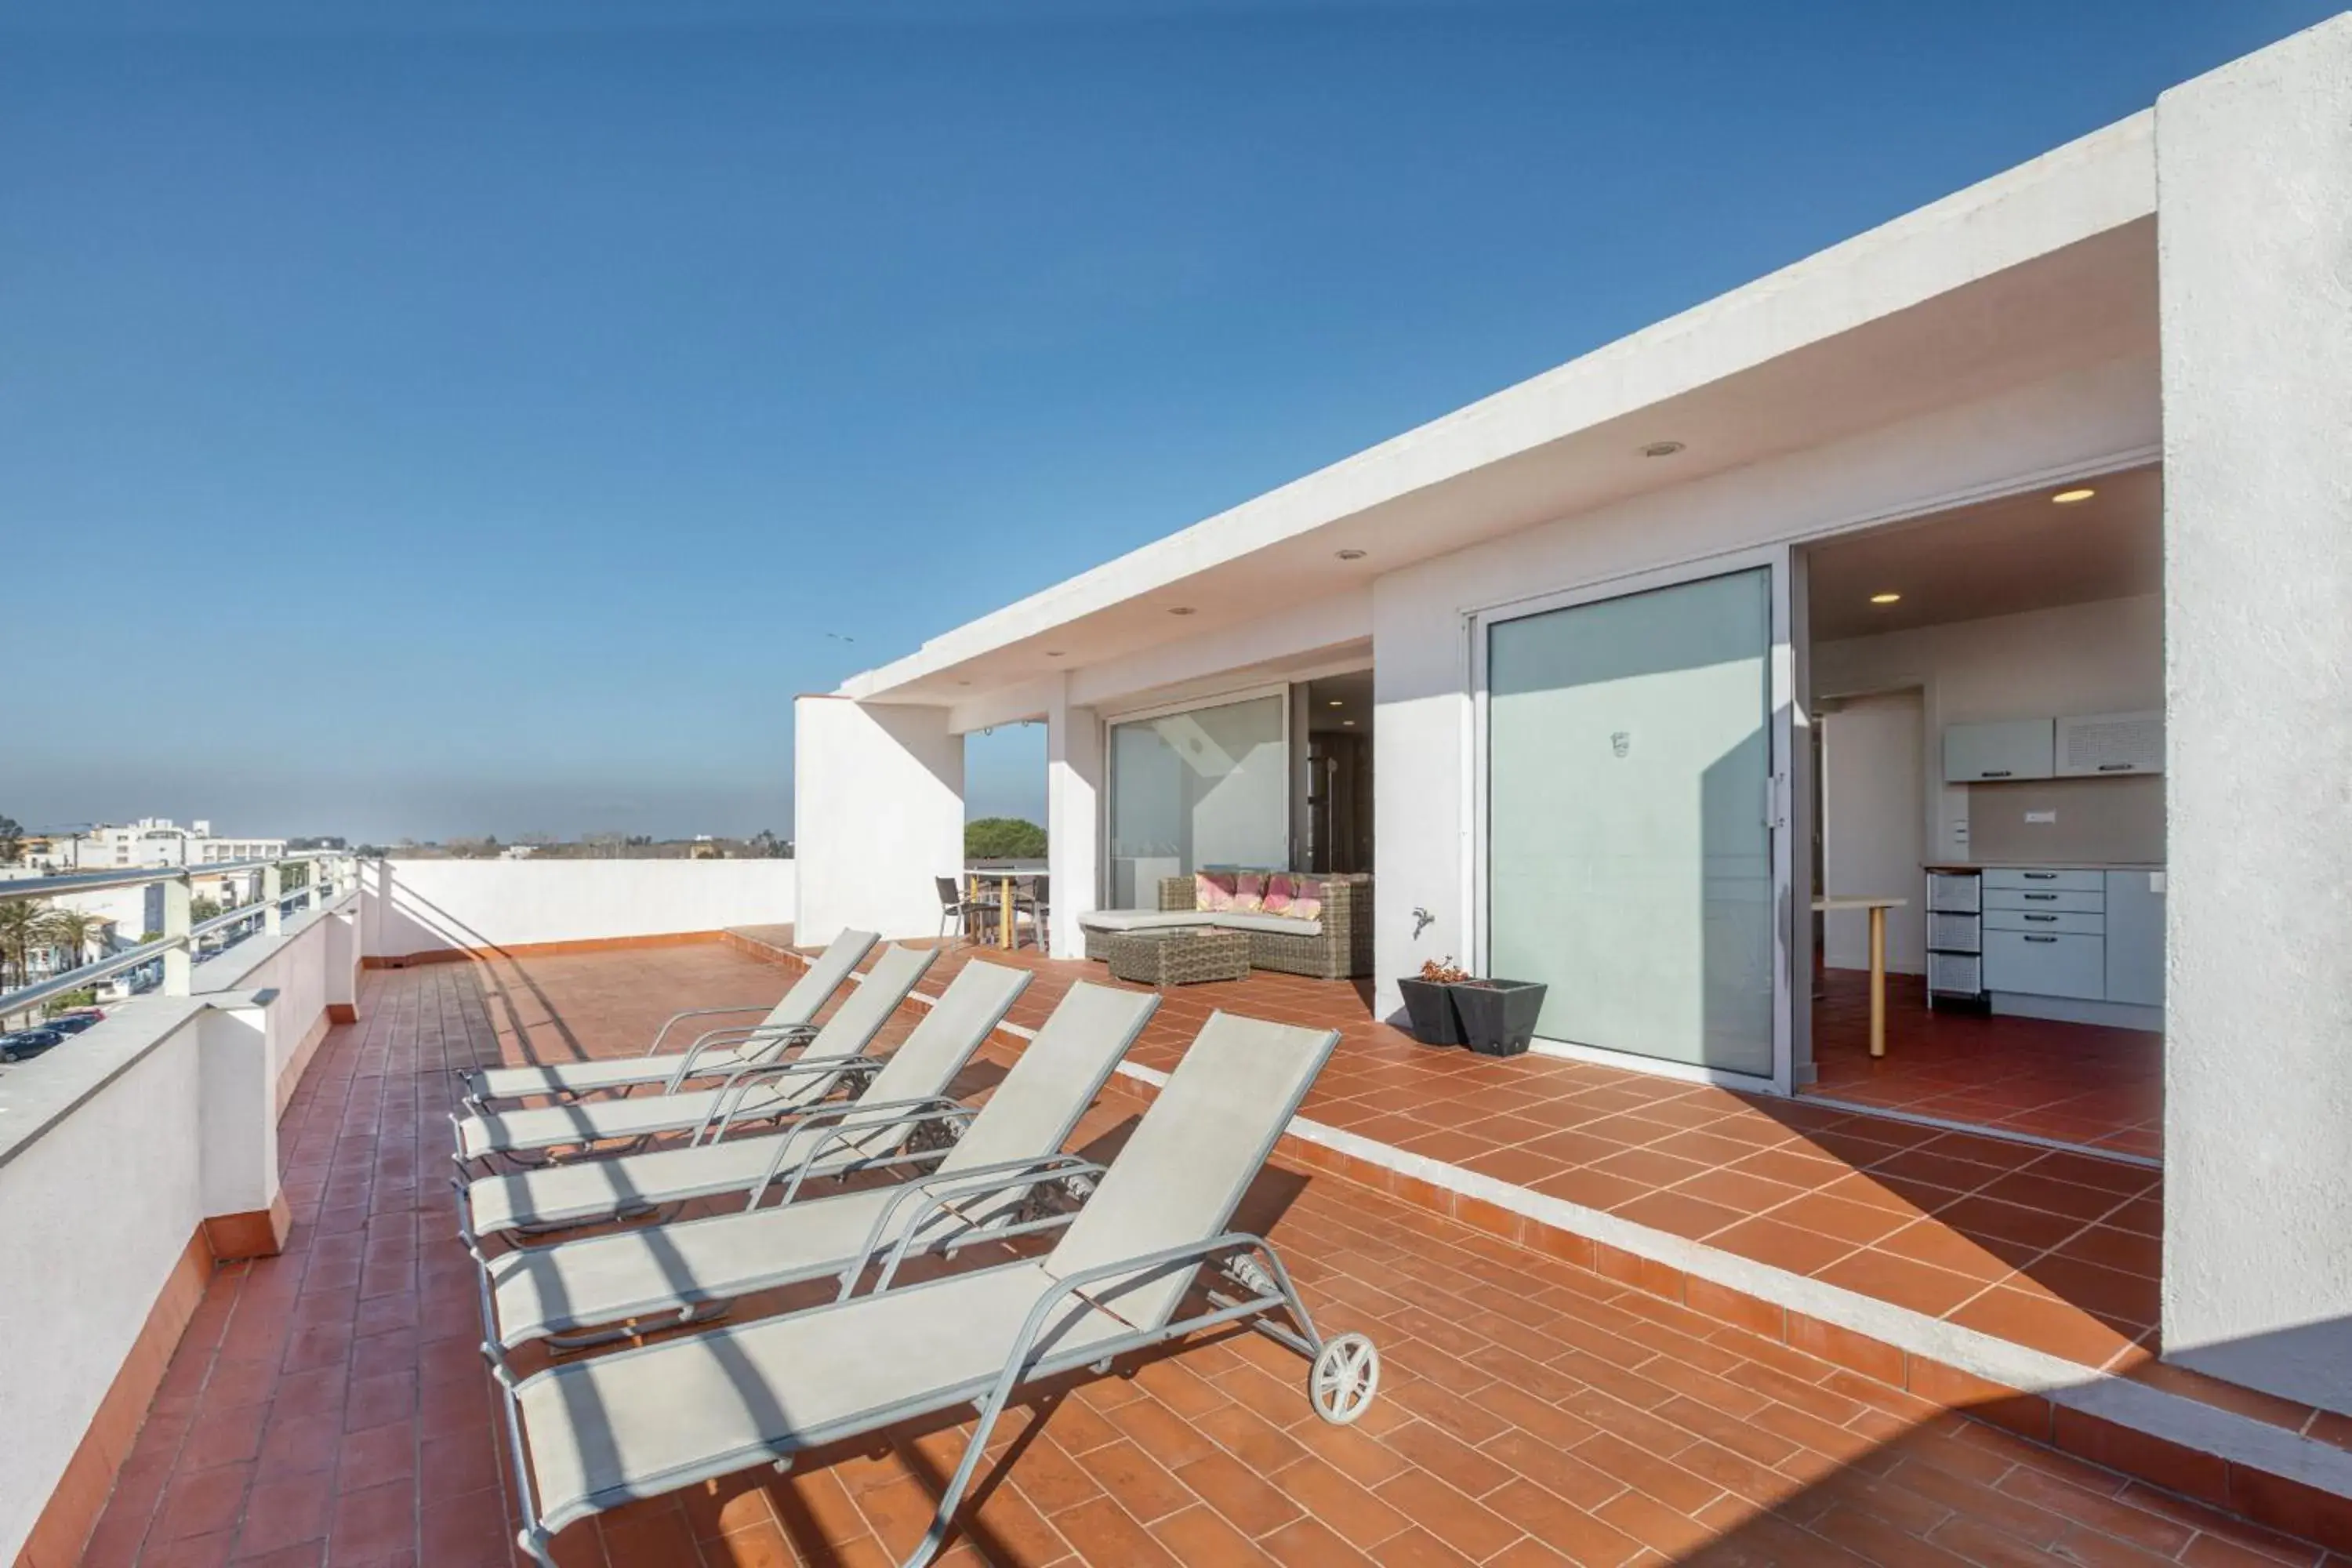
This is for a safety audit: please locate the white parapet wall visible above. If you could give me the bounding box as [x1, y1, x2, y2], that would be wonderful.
[0, 893, 360, 1566]
[359, 858, 797, 960]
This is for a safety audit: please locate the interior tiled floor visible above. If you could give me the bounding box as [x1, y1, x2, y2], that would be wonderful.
[1805, 971, 2164, 1160]
[72, 946, 2343, 1567]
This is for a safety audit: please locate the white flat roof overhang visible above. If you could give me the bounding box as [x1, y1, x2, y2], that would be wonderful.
[843, 112, 2156, 708]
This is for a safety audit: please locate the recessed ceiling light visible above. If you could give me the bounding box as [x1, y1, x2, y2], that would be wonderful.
[1327, 699, 1344, 708]
[1168, 606, 1195, 616]
[1341, 719, 1356, 727]
[1642, 440, 1685, 458]
[2053, 488, 2096, 504]
[1335, 548, 1367, 561]
[1869, 592, 1901, 605]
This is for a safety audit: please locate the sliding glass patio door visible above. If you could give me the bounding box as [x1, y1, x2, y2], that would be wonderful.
[1482, 563, 1786, 1083]
[1105, 691, 1290, 906]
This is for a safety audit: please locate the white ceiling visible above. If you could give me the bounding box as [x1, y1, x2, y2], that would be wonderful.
[1305, 668, 1374, 732]
[1806, 463, 2161, 641]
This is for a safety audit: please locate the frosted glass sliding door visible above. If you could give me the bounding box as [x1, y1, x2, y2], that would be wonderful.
[1106, 693, 1288, 906]
[1486, 568, 1777, 1077]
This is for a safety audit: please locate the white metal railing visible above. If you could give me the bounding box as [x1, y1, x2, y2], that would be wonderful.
[0, 851, 358, 1022]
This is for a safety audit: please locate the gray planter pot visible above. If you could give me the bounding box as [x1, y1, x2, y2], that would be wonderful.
[1452, 979, 1547, 1057]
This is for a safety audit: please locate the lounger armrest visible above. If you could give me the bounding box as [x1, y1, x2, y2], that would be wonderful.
[645, 1003, 789, 1055]
[847, 1152, 1101, 1298]
[661, 1023, 815, 1092]
[758, 1098, 975, 1206]
[695, 1057, 883, 1143]
[673, 1019, 818, 1058]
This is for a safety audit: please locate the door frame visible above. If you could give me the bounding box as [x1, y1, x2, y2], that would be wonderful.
[1468, 543, 1796, 1095]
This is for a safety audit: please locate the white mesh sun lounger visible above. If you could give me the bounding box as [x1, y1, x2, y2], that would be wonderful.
[461, 930, 878, 1107]
[450, 946, 935, 1167]
[492, 1011, 1379, 1568]
[474, 980, 1160, 1358]
[457, 954, 1025, 1240]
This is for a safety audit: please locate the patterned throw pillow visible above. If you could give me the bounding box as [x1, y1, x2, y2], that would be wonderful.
[1196, 872, 1237, 912]
[1261, 873, 1295, 915]
[1288, 878, 1323, 921]
[1231, 872, 1266, 913]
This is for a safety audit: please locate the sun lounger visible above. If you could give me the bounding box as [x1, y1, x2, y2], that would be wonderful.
[491, 1010, 1376, 1568]
[457, 953, 1017, 1240]
[450, 945, 935, 1167]
[460, 930, 878, 1108]
[474, 979, 1159, 1358]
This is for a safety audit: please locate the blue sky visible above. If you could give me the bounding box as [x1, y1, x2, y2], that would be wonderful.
[1, 0, 2332, 843]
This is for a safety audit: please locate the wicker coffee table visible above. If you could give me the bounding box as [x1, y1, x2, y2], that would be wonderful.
[1103, 927, 1250, 987]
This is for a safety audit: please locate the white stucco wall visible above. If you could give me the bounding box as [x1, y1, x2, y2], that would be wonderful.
[2157, 13, 2352, 1413]
[360, 858, 797, 959]
[195, 898, 352, 1084]
[0, 1011, 207, 1563]
[1370, 354, 2161, 1020]
[0, 893, 372, 1562]
[793, 695, 963, 944]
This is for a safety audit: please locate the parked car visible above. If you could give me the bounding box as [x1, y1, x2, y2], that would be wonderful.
[45, 1011, 103, 1035]
[0, 1027, 67, 1063]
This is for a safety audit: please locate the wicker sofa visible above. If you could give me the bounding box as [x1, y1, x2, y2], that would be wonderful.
[1079, 873, 1372, 981]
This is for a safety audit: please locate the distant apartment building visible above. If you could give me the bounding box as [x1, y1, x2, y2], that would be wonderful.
[49, 818, 288, 871]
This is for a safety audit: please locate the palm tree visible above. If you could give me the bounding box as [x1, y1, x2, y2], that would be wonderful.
[0, 899, 49, 988]
[42, 909, 104, 978]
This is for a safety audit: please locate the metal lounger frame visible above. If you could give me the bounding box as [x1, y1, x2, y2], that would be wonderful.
[457, 924, 880, 1109]
[487, 1232, 1347, 1568]
[466, 1146, 1105, 1365]
[448, 1050, 884, 1177]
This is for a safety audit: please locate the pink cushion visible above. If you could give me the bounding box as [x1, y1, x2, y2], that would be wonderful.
[1261, 873, 1295, 915]
[1196, 872, 1236, 912]
[1231, 873, 1265, 913]
[1288, 878, 1323, 921]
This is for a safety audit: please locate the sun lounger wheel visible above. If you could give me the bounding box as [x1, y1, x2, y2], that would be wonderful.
[1309, 1332, 1380, 1425]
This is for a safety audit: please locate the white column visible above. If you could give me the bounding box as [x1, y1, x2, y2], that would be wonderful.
[2157, 13, 2352, 1414]
[160, 873, 191, 996]
[325, 903, 360, 1022]
[793, 696, 964, 945]
[196, 996, 281, 1241]
[1047, 684, 1102, 957]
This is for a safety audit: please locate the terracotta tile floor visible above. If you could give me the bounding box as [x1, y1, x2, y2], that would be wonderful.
[1804, 971, 2164, 1159]
[73, 945, 2343, 1567]
[782, 934, 2168, 1374]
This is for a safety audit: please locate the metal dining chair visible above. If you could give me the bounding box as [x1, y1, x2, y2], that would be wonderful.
[1011, 874, 1049, 951]
[935, 877, 991, 944]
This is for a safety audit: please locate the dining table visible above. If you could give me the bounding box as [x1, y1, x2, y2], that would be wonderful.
[963, 862, 1047, 951]
[1813, 894, 1909, 1058]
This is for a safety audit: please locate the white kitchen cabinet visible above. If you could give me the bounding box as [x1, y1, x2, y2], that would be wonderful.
[1983, 929, 2107, 1000]
[2104, 870, 2166, 1007]
[2057, 711, 2164, 777]
[1943, 720, 2056, 783]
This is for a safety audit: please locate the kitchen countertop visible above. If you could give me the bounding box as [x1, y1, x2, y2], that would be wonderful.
[1923, 861, 2165, 873]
